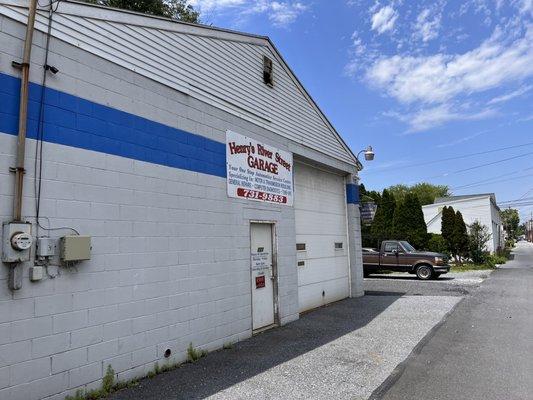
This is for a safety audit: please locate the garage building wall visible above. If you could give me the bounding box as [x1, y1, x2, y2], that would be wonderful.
[0, 5, 364, 399]
[0, 18, 304, 400]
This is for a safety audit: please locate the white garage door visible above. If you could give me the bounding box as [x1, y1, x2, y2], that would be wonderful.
[294, 162, 350, 313]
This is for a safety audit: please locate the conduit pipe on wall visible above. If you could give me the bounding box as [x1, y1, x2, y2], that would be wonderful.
[12, 0, 38, 221]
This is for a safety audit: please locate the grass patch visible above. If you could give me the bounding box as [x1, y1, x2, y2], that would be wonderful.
[187, 343, 208, 362]
[223, 342, 234, 350]
[65, 342, 213, 399]
[451, 252, 510, 272]
[451, 263, 496, 272]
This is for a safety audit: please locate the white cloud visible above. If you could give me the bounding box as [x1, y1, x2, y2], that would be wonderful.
[268, 2, 307, 26]
[436, 129, 492, 148]
[487, 84, 533, 104]
[371, 5, 398, 34]
[413, 7, 442, 42]
[365, 25, 533, 104]
[518, 0, 533, 15]
[188, 0, 246, 11]
[188, 0, 308, 26]
[386, 105, 498, 132]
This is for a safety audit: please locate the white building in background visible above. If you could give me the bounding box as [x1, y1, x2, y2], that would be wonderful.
[423, 194, 504, 253]
[0, 1, 365, 399]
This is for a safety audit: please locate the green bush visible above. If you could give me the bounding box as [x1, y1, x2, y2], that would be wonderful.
[426, 233, 448, 254]
[486, 254, 507, 267]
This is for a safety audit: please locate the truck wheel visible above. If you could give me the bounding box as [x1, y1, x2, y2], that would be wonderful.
[416, 265, 434, 280]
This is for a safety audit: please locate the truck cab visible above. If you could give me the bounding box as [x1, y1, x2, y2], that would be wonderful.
[363, 240, 450, 280]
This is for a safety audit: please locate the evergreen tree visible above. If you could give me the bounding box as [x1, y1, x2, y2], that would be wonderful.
[452, 211, 469, 263]
[441, 206, 456, 255]
[407, 194, 429, 249]
[370, 189, 396, 246]
[392, 193, 428, 249]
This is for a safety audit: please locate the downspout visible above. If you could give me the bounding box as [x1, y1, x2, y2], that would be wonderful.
[12, 0, 38, 222]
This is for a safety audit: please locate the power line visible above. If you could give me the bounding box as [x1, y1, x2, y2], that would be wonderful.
[424, 152, 533, 180]
[365, 142, 533, 174]
[453, 173, 533, 191]
[450, 167, 533, 190]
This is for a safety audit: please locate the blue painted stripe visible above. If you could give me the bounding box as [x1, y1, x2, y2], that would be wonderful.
[346, 183, 360, 204]
[0, 72, 226, 178]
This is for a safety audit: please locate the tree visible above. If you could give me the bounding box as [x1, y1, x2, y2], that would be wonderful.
[427, 233, 448, 254]
[83, 0, 200, 23]
[500, 208, 520, 240]
[387, 183, 450, 206]
[369, 189, 396, 246]
[441, 206, 456, 255]
[452, 211, 469, 263]
[359, 183, 381, 203]
[392, 193, 428, 249]
[468, 221, 492, 264]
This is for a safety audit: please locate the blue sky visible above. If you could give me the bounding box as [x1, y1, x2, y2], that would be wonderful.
[190, 0, 533, 222]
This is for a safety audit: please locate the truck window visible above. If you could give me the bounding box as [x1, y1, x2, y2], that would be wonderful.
[383, 242, 398, 252]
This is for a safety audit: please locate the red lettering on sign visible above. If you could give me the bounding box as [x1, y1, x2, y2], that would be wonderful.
[237, 188, 287, 204]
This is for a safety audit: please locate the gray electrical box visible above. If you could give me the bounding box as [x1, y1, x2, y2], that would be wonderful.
[2, 222, 32, 263]
[36, 237, 57, 257]
[60, 235, 91, 262]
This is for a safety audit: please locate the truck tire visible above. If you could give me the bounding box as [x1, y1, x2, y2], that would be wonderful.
[415, 264, 434, 280]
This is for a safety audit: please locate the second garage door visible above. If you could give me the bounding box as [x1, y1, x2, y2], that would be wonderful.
[294, 162, 350, 312]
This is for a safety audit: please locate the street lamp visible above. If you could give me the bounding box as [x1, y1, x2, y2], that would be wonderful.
[355, 146, 375, 171]
[358, 145, 375, 161]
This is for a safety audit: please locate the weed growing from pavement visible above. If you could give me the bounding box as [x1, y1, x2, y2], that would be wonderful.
[187, 342, 208, 362]
[65, 342, 218, 399]
[65, 365, 139, 400]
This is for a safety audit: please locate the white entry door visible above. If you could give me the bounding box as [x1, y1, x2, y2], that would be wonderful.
[250, 223, 275, 330]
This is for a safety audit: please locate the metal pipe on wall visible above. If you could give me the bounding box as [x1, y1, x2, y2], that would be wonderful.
[12, 0, 38, 222]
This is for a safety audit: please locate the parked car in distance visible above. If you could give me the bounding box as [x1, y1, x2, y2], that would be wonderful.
[363, 240, 450, 280]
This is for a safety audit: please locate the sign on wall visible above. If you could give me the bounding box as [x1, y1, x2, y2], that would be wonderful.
[226, 130, 293, 206]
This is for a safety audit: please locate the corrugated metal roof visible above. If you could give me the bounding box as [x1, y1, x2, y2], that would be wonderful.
[0, 0, 358, 167]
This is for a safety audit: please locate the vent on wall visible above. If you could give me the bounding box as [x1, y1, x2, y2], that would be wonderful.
[263, 56, 273, 86]
[334, 242, 343, 249]
[296, 243, 306, 251]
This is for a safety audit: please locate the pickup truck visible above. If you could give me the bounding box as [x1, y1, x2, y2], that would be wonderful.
[362, 240, 450, 280]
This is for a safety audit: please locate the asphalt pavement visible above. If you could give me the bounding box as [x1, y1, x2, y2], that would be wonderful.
[105, 275, 473, 400]
[372, 241, 533, 400]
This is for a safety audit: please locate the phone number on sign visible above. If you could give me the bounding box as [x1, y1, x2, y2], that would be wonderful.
[237, 188, 288, 204]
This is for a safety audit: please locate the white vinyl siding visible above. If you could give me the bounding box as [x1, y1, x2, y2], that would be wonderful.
[423, 196, 502, 253]
[1, 1, 355, 166]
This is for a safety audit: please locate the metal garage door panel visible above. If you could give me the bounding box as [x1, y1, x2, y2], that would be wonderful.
[294, 162, 349, 313]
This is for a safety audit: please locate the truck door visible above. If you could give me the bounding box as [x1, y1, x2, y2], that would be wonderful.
[381, 241, 400, 270]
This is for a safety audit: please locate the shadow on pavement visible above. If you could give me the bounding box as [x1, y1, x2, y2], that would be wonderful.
[108, 294, 403, 400]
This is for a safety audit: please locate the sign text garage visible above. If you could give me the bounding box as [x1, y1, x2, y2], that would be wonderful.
[226, 130, 293, 206]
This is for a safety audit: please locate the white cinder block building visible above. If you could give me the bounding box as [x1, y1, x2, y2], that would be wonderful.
[0, 1, 364, 398]
[423, 194, 504, 253]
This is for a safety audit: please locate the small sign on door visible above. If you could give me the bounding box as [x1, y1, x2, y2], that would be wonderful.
[255, 275, 266, 289]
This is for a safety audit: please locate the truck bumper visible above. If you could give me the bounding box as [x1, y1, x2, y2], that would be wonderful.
[434, 265, 451, 274]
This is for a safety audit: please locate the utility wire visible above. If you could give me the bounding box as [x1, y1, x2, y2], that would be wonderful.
[453, 173, 533, 191]
[423, 151, 533, 180]
[365, 142, 533, 174]
[450, 167, 533, 190]
[33, 0, 79, 236]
